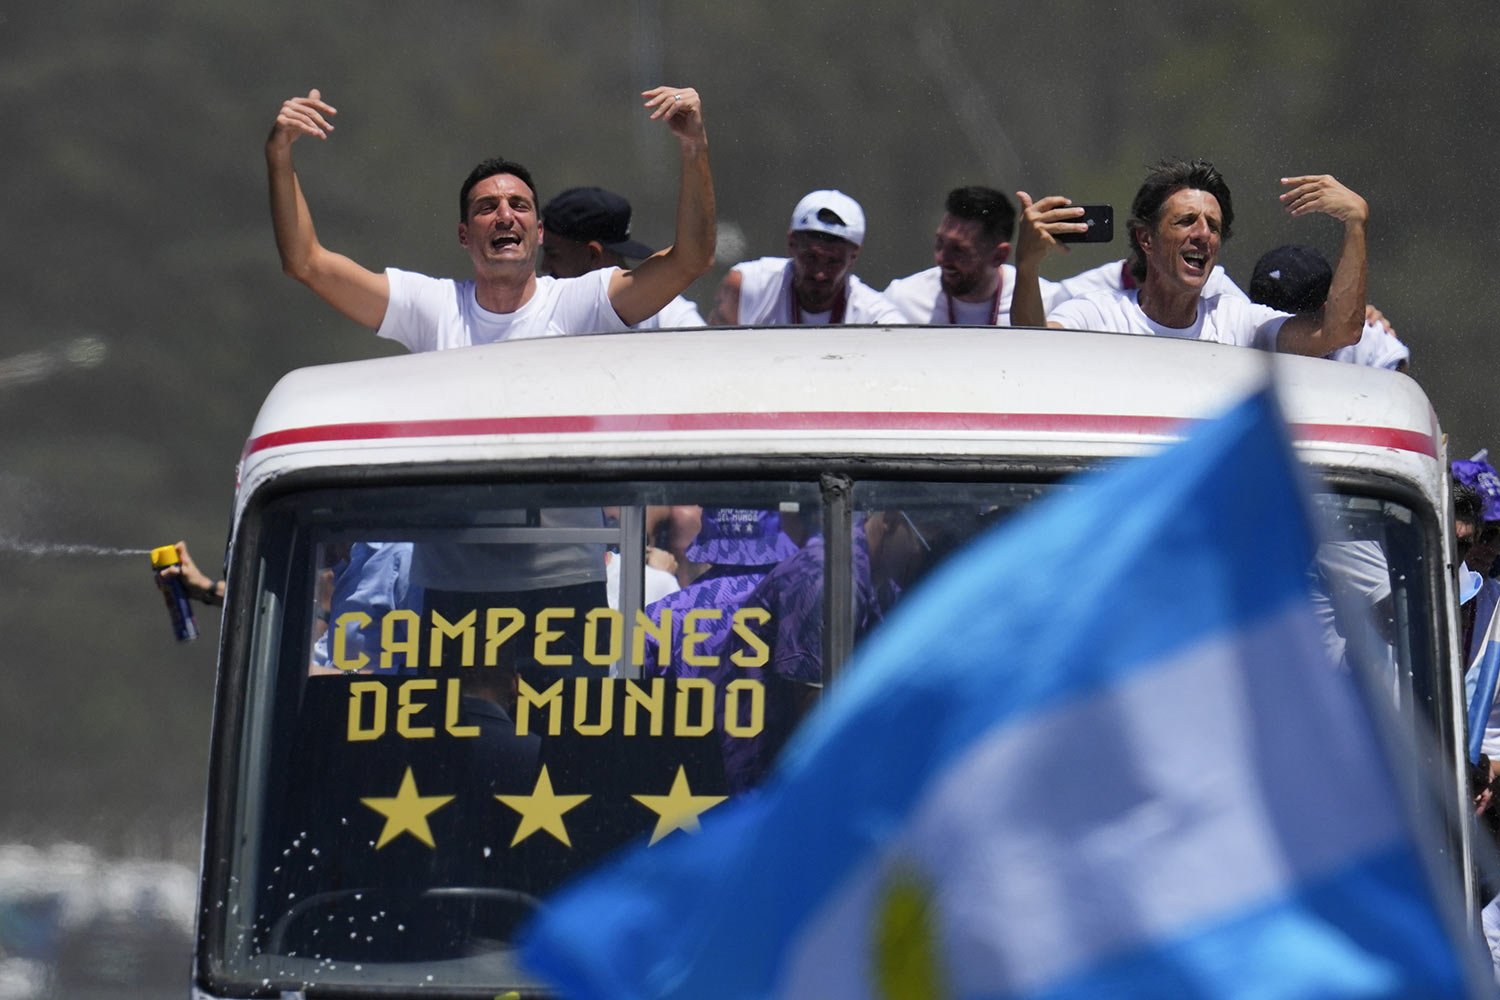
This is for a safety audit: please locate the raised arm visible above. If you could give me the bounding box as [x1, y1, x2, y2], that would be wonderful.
[607, 86, 716, 326]
[1010, 191, 1086, 328]
[1272, 175, 1368, 357]
[266, 89, 390, 330]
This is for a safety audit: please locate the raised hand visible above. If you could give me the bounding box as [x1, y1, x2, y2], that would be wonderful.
[269, 88, 338, 149]
[1279, 174, 1368, 226]
[1014, 190, 1087, 267]
[642, 86, 706, 146]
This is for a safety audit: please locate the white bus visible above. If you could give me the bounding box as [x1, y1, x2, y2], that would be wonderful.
[192, 326, 1467, 997]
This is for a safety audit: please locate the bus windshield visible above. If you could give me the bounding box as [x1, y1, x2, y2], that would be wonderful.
[199, 474, 1437, 995]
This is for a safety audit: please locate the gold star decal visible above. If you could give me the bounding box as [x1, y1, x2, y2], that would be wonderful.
[496, 765, 591, 847]
[632, 766, 727, 846]
[359, 767, 454, 850]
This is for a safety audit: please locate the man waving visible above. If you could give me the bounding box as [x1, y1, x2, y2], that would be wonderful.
[265, 85, 715, 348]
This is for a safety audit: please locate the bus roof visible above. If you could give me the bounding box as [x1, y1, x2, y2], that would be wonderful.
[239, 326, 1442, 506]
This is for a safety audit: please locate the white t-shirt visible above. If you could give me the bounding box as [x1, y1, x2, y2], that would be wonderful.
[882, 265, 1063, 326]
[634, 294, 706, 330]
[732, 257, 905, 326]
[377, 267, 627, 351]
[1053, 258, 1245, 304]
[1328, 320, 1409, 370]
[1312, 540, 1395, 687]
[1048, 287, 1291, 351]
[605, 551, 681, 609]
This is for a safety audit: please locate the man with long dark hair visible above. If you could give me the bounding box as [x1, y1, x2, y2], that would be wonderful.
[1010, 157, 1368, 358]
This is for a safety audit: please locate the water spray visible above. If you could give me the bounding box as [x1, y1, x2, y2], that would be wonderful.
[0, 537, 150, 558]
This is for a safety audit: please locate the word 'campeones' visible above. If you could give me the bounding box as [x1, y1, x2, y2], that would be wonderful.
[327, 605, 772, 672]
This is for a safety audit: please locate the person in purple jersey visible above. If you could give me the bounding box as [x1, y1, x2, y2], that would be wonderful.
[716, 508, 987, 792]
[640, 507, 800, 679]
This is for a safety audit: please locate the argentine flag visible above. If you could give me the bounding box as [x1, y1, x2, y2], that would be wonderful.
[1466, 579, 1500, 766]
[521, 390, 1474, 998]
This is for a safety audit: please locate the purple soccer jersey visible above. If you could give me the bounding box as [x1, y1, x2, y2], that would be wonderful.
[641, 566, 776, 679]
[716, 525, 887, 791]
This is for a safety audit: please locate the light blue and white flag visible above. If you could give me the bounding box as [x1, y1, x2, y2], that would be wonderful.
[521, 390, 1474, 998]
[1465, 578, 1500, 765]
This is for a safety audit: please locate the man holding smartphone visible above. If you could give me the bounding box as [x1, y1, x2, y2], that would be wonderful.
[1009, 158, 1369, 358]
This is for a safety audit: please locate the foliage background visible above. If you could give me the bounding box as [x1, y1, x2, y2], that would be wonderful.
[0, 0, 1492, 937]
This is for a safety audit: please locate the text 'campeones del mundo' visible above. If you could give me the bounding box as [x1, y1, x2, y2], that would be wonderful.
[329, 606, 774, 742]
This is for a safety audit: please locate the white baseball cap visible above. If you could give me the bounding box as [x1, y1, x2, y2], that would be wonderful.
[789, 189, 866, 247]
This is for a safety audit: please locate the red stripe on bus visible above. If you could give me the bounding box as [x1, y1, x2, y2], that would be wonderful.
[242, 412, 1437, 460]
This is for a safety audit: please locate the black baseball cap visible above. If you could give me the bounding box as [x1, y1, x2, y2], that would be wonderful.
[1249, 244, 1332, 314]
[541, 187, 656, 260]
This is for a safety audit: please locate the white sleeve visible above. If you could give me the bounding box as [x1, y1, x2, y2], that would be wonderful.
[1052, 260, 1121, 305]
[1330, 321, 1410, 369]
[839, 275, 905, 325]
[733, 258, 788, 326]
[553, 267, 630, 334]
[1365, 328, 1411, 369]
[1316, 541, 1392, 603]
[376, 268, 449, 353]
[1254, 317, 1291, 352]
[657, 295, 706, 328]
[1039, 276, 1066, 313]
[865, 291, 909, 326]
[882, 273, 931, 324]
[1047, 296, 1111, 332]
[1233, 299, 1292, 351]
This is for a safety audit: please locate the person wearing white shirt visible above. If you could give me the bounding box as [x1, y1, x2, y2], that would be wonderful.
[1248, 244, 1409, 372]
[883, 186, 1061, 326]
[265, 84, 717, 661]
[711, 189, 904, 327]
[540, 186, 706, 329]
[1009, 157, 1369, 358]
[266, 84, 715, 346]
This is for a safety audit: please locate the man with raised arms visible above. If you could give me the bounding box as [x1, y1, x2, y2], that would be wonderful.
[266, 85, 715, 346]
[265, 86, 715, 674]
[710, 189, 904, 327]
[884, 186, 1062, 326]
[1009, 158, 1369, 357]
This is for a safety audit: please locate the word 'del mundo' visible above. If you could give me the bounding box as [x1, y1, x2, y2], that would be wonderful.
[345, 676, 766, 743]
